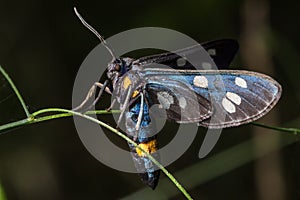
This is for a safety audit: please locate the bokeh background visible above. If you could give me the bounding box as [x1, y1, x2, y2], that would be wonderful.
[0, 0, 299, 199]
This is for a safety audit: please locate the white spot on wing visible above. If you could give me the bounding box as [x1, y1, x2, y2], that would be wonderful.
[202, 62, 212, 69]
[157, 91, 174, 109]
[226, 92, 241, 105]
[235, 77, 247, 88]
[222, 97, 236, 113]
[178, 96, 187, 109]
[208, 49, 216, 56]
[176, 58, 186, 67]
[193, 76, 208, 88]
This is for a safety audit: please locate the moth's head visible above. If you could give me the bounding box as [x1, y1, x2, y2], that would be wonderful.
[107, 57, 133, 81]
[107, 59, 122, 80]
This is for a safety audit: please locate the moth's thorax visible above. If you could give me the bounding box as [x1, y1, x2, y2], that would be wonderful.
[113, 69, 145, 105]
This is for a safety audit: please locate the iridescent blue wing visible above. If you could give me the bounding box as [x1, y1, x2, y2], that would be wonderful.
[143, 68, 281, 128]
[134, 39, 238, 70]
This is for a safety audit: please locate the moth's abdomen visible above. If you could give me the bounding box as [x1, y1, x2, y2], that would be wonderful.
[125, 101, 160, 189]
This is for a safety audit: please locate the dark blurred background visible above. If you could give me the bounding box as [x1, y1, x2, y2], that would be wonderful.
[0, 0, 299, 199]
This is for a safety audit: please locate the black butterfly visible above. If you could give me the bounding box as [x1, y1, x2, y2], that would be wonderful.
[73, 8, 281, 189]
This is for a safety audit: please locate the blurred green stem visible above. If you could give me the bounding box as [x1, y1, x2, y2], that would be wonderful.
[0, 182, 7, 200]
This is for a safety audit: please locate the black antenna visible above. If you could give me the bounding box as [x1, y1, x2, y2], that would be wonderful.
[74, 7, 116, 60]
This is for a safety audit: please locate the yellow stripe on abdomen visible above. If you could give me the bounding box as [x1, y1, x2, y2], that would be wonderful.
[136, 140, 158, 157]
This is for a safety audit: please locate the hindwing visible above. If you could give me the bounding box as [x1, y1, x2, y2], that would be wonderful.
[133, 39, 238, 70]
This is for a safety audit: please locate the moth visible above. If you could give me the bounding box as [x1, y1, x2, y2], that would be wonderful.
[73, 8, 282, 189]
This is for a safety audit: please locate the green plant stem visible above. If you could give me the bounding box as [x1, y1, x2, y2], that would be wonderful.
[0, 110, 120, 133]
[251, 122, 300, 135]
[0, 118, 32, 133]
[0, 66, 30, 117]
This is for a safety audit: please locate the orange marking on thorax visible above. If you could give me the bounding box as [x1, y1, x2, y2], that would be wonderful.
[123, 76, 132, 89]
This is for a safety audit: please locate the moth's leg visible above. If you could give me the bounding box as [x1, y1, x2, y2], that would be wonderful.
[106, 98, 116, 112]
[73, 80, 111, 111]
[85, 80, 110, 111]
[117, 85, 133, 128]
[135, 92, 144, 131]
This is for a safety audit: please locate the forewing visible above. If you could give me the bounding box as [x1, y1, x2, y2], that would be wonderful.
[145, 76, 212, 123]
[143, 69, 281, 128]
[134, 39, 238, 70]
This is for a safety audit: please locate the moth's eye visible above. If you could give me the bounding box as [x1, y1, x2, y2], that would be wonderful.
[114, 64, 121, 71]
